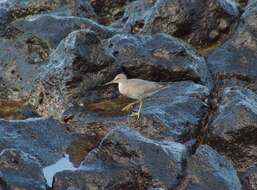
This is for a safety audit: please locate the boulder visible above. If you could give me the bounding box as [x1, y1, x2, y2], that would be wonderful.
[106, 33, 212, 87]
[207, 1, 257, 82]
[240, 165, 257, 190]
[0, 117, 73, 166]
[0, 0, 97, 33]
[0, 14, 113, 101]
[30, 29, 116, 118]
[178, 145, 242, 190]
[207, 86, 257, 170]
[0, 148, 46, 190]
[52, 126, 188, 190]
[116, 0, 239, 49]
[128, 81, 210, 142]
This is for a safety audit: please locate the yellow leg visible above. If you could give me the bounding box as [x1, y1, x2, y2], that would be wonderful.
[121, 100, 140, 112]
[131, 100, 143, 119]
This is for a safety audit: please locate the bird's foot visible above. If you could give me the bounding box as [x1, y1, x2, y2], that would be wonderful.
[130, 111, 140, 119]
[121, 101, 138, 112]
[121, 103, 133, 112]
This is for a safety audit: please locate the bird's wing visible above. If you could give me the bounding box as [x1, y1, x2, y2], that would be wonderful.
[128, 79, 165, 97]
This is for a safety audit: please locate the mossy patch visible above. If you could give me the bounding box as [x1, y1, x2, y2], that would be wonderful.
[86, 96, 135, 116]
[0, 100, 26, 120]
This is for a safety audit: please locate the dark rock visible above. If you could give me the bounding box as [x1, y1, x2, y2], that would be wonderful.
[117, 0, 239, 49]
[240, 165, 257, 190]
[0, 117, 73, 166]
[90, 0, 129, 25]
[0, 148, 46, 190]
[107, 33, 212, 87]
[178, 145, 242, 190]
[5, 14, 114, 48]
[207, 86, 257, 170]
[0, 14, 113, 101]
[0, 0, 97, 32]
[128, 81, 209, 142]
[30, 29, 116, 118]
[207, 1, 257, 82]
[52, 126, 188, 190]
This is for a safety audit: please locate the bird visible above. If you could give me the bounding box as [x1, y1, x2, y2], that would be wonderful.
[104, 73, 166, 119]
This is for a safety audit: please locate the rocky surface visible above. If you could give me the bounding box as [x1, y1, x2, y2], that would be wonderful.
[0, 0, 256, 189]
[0, 148, 46, 190]
[207, 86, 257, 170]
[53, 126, 188, 190]
[0, 117, 73, 166]
[208, 0, 257, 82]
[240, 165, 257, 190]
[106, 33, 212, 87]
[114, 0, 240, 49]
[178, 145, 242, 190]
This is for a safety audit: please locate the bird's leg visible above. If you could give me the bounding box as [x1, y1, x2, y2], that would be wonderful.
[121, 100, 140, 112]
[131, 99, 143, 119]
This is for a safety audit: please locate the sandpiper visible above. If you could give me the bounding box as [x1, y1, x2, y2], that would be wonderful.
[104, 73, 165, 119]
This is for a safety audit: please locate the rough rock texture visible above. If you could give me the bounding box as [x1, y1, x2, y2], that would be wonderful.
[90, 0, 129, 25]
[0, 117, 73, 166]
[0, 148, 46, 190]
[240, 165, 257, 190]
[107, 33, 212, 87]
[128, 81, 209, 142]
[178, 145, 242, 190]
[30, 29, 116, 118]
[207, 86, 257, 170]
[116, 0, 239, 49]
[0, 0, 97, 32]
[52, 126, 188, 190]
[208, 1, 257, 82]
[0, 14, 114, 101]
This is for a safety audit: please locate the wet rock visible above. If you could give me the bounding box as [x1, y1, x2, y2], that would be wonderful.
[207, 86, 257, 170]
[118, 0, 239, 49]
[240, 165, 257, 190]
[128, 81, 209, 142]
[107, 33, 212, 87]
[207, 1, 257, 82]
[178, 145, 242, 190]
[0, 148, 46, 190]
[30, 29, 116, 118]
[53, 126, 188, 190]
[0, 117, 73, 166]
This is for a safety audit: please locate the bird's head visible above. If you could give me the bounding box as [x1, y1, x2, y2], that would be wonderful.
[104, 73, 127, 85]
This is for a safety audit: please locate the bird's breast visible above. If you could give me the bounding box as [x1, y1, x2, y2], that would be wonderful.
[119, 83, 136, 99]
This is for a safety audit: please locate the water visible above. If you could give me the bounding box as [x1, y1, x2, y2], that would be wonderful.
[43, 154, 78, 187]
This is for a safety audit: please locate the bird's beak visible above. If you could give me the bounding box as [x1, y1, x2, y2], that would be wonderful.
[104, 80, 114, 86]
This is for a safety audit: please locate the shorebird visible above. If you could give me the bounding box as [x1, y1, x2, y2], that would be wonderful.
[104, 73, 165, 119]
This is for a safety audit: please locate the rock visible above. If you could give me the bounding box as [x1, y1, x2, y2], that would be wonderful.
[240, 165, 257, 190]
[0, 14, 114, 101]
[0, 0, 97, 33]
[0, 148, 46, 190]
[178, 145, 242, 190]
[0, 117, 73, 166]
[207, 86, 257, 170]
[90, 0, 129, 25]
[52, 126, 188, 190]
[207, 1, 257, 82]
[128, 81, 209, 142]
[117, 0, 239, 49]
[5, 14, 114, 48]
[107, 33, 212, 87]
[30, 29, 116, 118]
